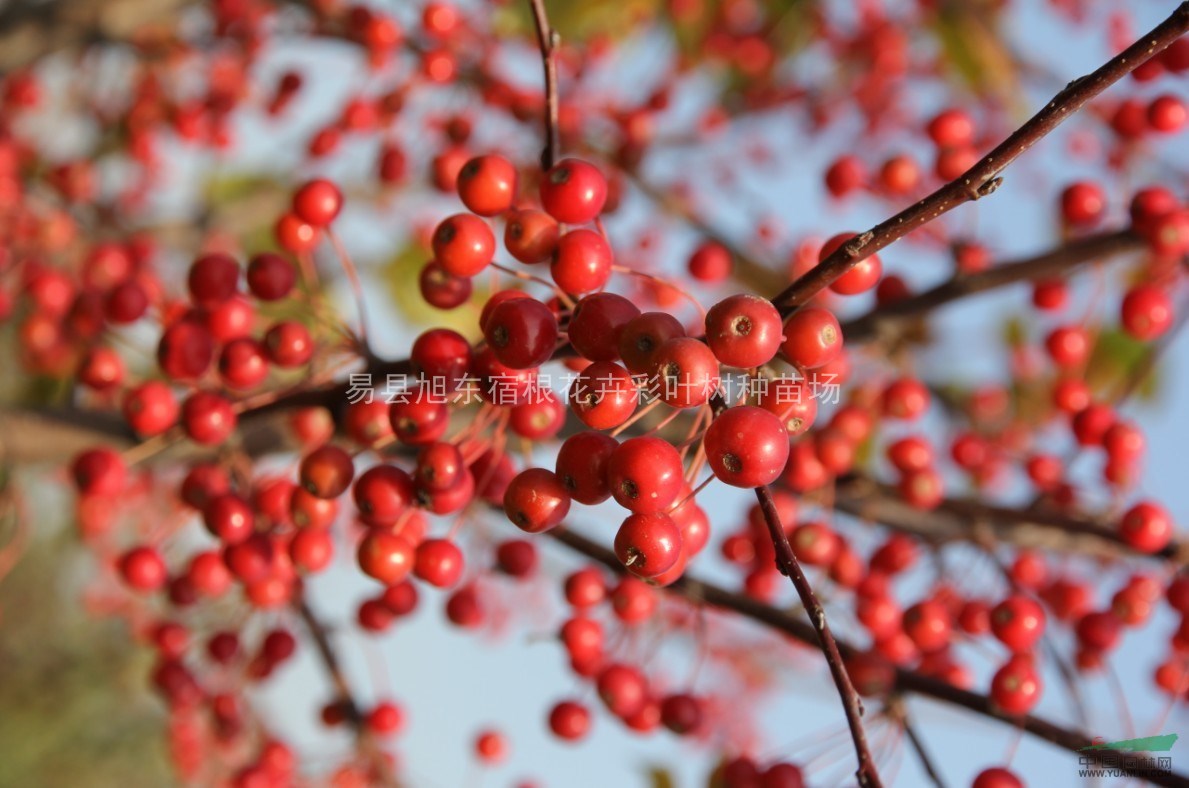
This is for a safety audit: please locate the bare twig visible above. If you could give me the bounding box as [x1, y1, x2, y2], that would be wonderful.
[771, 3, 1189, 312]
[295, 595, 397, 787]
[891, 700, 948, 788]
[841, 230, 1144, 343]
[527, 0, 561, 170]
[546, 527, 1189, 787]
[754, 485, 884, 788]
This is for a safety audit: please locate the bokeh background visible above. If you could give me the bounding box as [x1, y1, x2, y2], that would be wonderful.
[1, 0, 1187, 786]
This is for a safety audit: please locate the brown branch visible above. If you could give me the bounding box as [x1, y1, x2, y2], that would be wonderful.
[546, 527, 1189, 788]
[833, 472, 1188, 564]
[891, 699, 948, 788]
[527, 0, 560, 170]
[753, 484, 884, 787]
[771, 3, 1189, 312]
[841, 229, 1144, 343]
[295, 594, 397, 787]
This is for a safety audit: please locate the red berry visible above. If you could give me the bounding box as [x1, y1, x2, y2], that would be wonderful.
[1119, 501, 1173, 553]
[456, 154, 517, 216]
[606, 436, 685, 514]
[972, 767, 1024, 788]
[72, 447, 127, 497]
[705, 294, 782, 368]
[1150, 209, 1189, 257]
[181, 391, 237, 445]
[902, 599, 952, 653]
[881, 377, 930, 420]
[540, 159, 607, 224]
[820, 233, 882, 295]
[687, 241, 732, 283]
[990, 595, 1046, 653]
[1120, 284, 1173, 341]
[414, 538, 464, 588]
[551, 228, 612, 294]
[1075, 610, 1122, 652]
[927, 108, 975, 148]
[218, 338, 269, 390]
[1130, 186, 1179, 236]
[483, 296, 558, 369]
[358, 531, 415, 585]
[432, 214, 495, 277]
[495, 539, 538, 578]
[556, 431, 618, 505]
[292, 179, 343, 227]
[781, 307, 842, 370]
[411, 328, 472, 392]
[505, 209, 559, 264]
[568, 293, 640, 362]
[203, 493, 255, 543]
[596, 662, 648, 718]
[300, 445, 355, 499]
[548, 700, 591, 741]
[188, 253, 240, 309]
[1148, 94, 1187, 133]
[1044, 325, 1090, 368]
[158, 318, 214, 381]
[123, 381, 179, 436]
[824, 155, 865, 197]
[419, 260, 473, 308]
[264, 321, 314, 368]
[1060, 181, 1105, 226]
[618, 312, 685, 374]
[389, 387, 450, 445]
[247, 253, 296, 301]
[504, 468, 571, 533]
[879, 154, 920, 195]
[119, 545, 168, 591]
[353, 464, 415, 527]
[614, 512, 682, 578]
[568, 360, 638, 429]
[275, 213, 321, 253]
[990, 655, 1041, 715]
[703, 406, 789, 488]
[651, 337, 719, 409]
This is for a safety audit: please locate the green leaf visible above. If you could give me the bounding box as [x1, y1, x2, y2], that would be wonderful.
[1086, 327, 1162, 402]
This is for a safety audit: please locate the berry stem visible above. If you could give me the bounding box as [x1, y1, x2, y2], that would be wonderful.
[325, 228, 373, 359]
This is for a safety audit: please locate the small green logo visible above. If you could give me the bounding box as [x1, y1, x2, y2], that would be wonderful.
[1080, 734, 1178, 753]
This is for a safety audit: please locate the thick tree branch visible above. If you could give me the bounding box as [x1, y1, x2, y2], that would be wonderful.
[771, 3, 1189, 312]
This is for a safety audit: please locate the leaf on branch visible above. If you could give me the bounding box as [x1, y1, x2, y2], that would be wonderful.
[1086, 327, 1162, 402]
[932, 2, 1022, 107]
